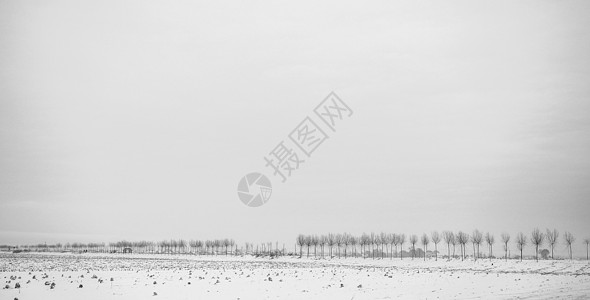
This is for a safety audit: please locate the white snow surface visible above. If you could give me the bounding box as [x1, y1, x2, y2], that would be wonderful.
[1, 253, 589, 299]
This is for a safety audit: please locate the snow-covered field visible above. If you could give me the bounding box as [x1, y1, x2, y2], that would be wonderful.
[2, 253, 589, 299]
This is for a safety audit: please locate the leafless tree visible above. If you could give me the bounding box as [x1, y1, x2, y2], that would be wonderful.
[311, 235, 319, 258]
[327, 233, 336, 258]
[516, 232, 527, 261]
[343, 233, 351, 258]
[335, 234, 343, 258]
[545, 229, 559, 260]
[349, 235, 358, 258]
[296, 234, 305, 258]
[388, 233, 396, 259]
[392, 234, 399, 259]
[485, 232, 495, 260]
[320, 235, 327, 258]
[471, 230, 483, 260]
[170, 239, 178, 254]
[189, 240, 198, 254]
[421, 234, 430, 261]
[584, 239, 589, 261]
[380, 232, 389, 259]
[398, 234, 406, 260]
[530, 228, 544, 262]
[431, 231, 441, 261]
[443, 231, 455, 259]
[409, 234, 418, 260]
[222, 239, 230, 256]
[371, 233, 378, 260]
[196, 240, 204, 255]
[373, 234, 383, 258]
[204, 240, 211, 255]
[360, 233, 370, 259]
[215, 240, 222, 255]
[456, 231, 469, 261]
[501, 233, 510, 261]
[305, 235, 312, 258]
[451, 233, 458, 258]
[564, 232, 575, 260]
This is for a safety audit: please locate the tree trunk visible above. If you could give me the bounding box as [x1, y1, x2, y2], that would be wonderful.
[505, 244, 508, 261]
[435, 244, 438, 261]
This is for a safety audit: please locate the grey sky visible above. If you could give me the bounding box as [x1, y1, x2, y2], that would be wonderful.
[1, 0, 589, 256]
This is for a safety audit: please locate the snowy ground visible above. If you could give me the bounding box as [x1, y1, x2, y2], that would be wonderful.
[1, 253, 589, 299]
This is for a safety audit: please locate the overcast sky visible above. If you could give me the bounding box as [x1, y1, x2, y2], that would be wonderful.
[1, 0, 589, 256]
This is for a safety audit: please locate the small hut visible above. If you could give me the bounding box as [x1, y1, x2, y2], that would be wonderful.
[123, 247, 132, 254]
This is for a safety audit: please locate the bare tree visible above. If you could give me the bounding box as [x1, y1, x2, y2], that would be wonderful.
[320, 235, 327, 258]
[471, 230, 483, 260]
[443, 231, 453, 259]
[456, 231, 469, 261]
[409, 235, 418, 260]
[530, 228, 544, 262]
[310, 235, 318, 258]
[451, 233, 458, 258]
[305, 235, 312, 258]
[564, 232, 575, 260]
[358, 234, 365, 259]
[392, 234, 399, 259]
[443, 231, 457, 259]
[223, 239, 230, 256]
[421, 234, 430, 261]
[516, 232, 527, 261]
[214, 240, 221, 255]
[380, 232, 389, 259]
[189, 240, 198, 254]
[501, 233, 510, 261]
[389, 233, 396, 259]
[171, 239, 178, 254]
[369, 232, 376, 259]
[327, 233, 336, 258]
[204, 240, 211, 255]
[484, 232, 495, 260]
[360, 233, 369, 259]
[398, 234, 406, 260]
[431, 231, 441, 261]
[296, 234, 305, 258]
[545, 229, 559, 260]
[335, 234, 343, 259]
[584, 239, 589, 261]
[343, 233, 351, 258]
[349, 235, 358, 258]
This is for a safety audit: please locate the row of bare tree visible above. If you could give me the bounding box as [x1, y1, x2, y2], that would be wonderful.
[1, 239, 287, 257]
[295, 229, 588, 261]
[2, 229, 588, 261]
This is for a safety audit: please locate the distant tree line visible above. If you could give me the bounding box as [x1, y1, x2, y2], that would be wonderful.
[294, 229, 587, 261]
[1, 229, 587, 261]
